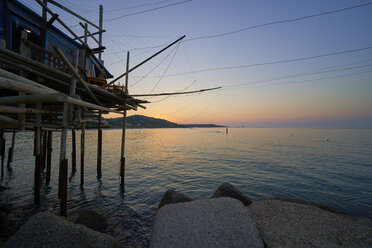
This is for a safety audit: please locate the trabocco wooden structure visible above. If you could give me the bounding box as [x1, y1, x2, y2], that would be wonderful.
[0, 0, 152, 217]
[0, 0, 219, 217]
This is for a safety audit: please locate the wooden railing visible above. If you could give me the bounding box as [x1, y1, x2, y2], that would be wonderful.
[22, 39, 71, 74]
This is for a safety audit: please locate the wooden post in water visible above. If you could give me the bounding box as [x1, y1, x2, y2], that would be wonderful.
[80, 111, 85, 185]
[58, 102, 69, 215]
[97, 112, 102, 176]
[71, 129, 76, 171]
[34, 103, 42, 204]
[6, 131, 16, 167]
[0, 129, 4, 179]
[97, 5, 103, 177]
[46, 130, 52, 185]
[41, 130, 47, 170]
[60, 158, 68, 217]
[69, 49, 78, 172]
[120, 51, 130, 184]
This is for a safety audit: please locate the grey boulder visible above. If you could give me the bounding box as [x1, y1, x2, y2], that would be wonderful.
[76, 209, 108, 231]
[3, 212, 122, 248]
[151, 197, 264, 248]
[212, 182, 252, 206]
[248, 199, 372, 248]
[158, 189, 193, 209]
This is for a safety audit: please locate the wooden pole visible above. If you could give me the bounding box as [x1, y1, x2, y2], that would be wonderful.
[41, 130, 46, 170]
[46, 130, 52, 185]
[98, 5, 103, 62]
[120, 52, 130, 184]
[69, 49, 78, 173]
[6, 131, 16, 167]
[46, 0, 102, 31]
[54, 47, 101, 105]
[80, 111, 85, 185]
[58, 102, 68, 202]
[34, 0, 90, 49]
[60, 158, 68, 217]
[108, 35, 185, 87]
[18, 31, 28, 131]
[34, 103, 42, 204]
[97, 112, 102, 176]
[71, 129, 76, 171]
[0, 130, 4, 179]
[41, 0, 47, 60]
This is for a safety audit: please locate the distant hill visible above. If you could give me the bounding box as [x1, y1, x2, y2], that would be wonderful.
[104, 115, 225, 129]
[105, 115, 181, 128]
[182, 124, 225, 128]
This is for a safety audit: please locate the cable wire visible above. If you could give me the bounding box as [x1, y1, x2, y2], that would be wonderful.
[165, 45, 372, 77]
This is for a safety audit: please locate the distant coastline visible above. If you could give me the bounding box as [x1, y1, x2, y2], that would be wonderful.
[103, 115, 225, 129]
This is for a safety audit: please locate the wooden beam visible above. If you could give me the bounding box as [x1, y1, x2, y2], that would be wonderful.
[120, 52, 130, 184]
[0, 77, 123, 114]
[108, 35, 186, 86]
[0, 93, 65, 105]
[0, 115, 18, 124]
[54, 47, 101, 105]
[47, 14, 59, 28]
[79, 22, 99, 45]
[0, 105, 56, 114]
[73, 30, 106, 41]
[46, 0, 102, 31]
[34, 0, 90, 48]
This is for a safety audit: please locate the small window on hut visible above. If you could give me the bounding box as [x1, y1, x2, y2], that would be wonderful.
[11, 18, 41, 54]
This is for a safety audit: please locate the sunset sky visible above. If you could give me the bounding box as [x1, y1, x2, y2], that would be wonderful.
[23, 0, 372, 127]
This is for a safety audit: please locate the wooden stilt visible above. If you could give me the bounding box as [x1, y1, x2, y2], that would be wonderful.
[46, 130, 52, 185]
[97, 112, 102, 176]
[120, 52, 130, 184]
[0, 129, 4, 179]
[34, 127, 42, 204]
[42, 130, 47, 170]
[80, 111, 85, 185]
[34, 103, 42, 204]
[59, 102, 68, 200]
[60, 158, 68, 217]
[7, 131, 16, 167]
[71, 128, 76, 171]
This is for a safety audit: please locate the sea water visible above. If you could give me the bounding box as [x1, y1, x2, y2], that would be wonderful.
[1, 128, 371, 246]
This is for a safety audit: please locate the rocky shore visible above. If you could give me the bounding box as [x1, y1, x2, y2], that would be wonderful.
[1, 182, 371, 247]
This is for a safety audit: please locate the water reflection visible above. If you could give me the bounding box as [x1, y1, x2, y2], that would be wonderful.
[0, 128, 372, 247]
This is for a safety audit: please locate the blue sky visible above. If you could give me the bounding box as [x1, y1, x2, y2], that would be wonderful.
[22, 0, 372, 126]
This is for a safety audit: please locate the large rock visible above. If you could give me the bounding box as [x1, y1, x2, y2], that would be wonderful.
[3, 212, 122, 248]
[211, 182, 252, 206]
[247, 200, 372, 247]
[151, 197, 264, 248]
[76, 209, 108, 231]
[158, 190, 193, 209]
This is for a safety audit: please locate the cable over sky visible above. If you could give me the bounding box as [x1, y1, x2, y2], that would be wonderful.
[185, 2, 372, 42]
[165, 45, 372, 76]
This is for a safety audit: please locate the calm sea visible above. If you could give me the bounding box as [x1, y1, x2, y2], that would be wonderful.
[1, 128, 372, 247]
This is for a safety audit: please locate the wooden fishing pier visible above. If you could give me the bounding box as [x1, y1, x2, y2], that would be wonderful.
[0, 0, 219, 217]
[0, 0, 150, 217]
